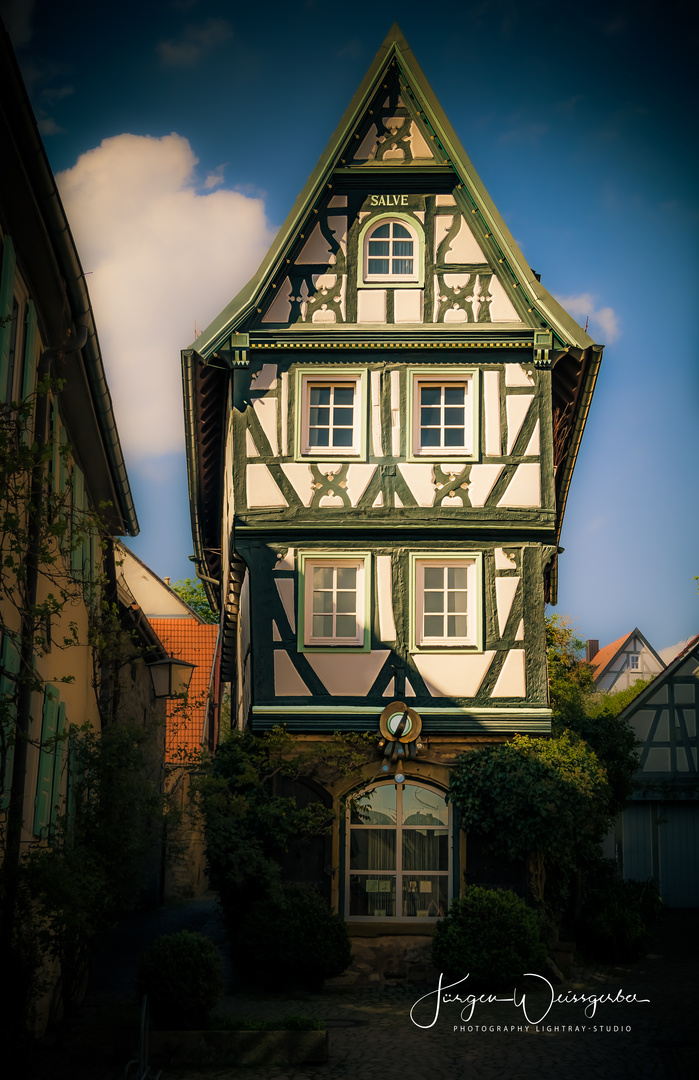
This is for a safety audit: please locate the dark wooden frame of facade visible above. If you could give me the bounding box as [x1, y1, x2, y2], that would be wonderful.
[182, 25, 602, 926]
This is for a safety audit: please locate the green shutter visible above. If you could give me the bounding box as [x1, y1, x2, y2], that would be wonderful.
[50, 702, 66, 828]
[0, 236, 17, 401]
[33, 684, 59, 836]
[71, 467, 85, 576]
[1, 672, 17, 811]
[21, 299, 38, 400]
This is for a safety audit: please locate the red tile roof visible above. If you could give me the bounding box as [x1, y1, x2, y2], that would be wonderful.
[150, 619, 218, 762]
[590, 631, 633, 679]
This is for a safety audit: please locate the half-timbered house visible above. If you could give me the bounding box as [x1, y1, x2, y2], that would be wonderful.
[182, 26, 602, 933]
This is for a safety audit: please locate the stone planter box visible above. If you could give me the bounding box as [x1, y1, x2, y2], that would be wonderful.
[148, 1028, 328, 1067]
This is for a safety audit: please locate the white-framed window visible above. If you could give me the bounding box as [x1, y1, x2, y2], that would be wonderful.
[296, 370, 366, 458]
[299, 553, 370, 651]
[629, 654, 640, 670]
[411, 553, 482, 650]
[359, 215, 424, 287]
[408, 368, 479, 460]
[346, 781, 451, 920]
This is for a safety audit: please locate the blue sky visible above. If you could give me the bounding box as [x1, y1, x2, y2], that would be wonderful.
[3, 0, 697, 654]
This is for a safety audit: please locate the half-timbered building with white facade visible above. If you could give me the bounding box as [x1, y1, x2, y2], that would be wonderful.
[183, 26, 602, 933]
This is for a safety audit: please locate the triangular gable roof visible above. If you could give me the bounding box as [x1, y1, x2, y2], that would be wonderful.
[590, 631, 635, 678]
[618, 633, 699, 723]
[591, 627, 665, 681]
[190, 23, 595, 355]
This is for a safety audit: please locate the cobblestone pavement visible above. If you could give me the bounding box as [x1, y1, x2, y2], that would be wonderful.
[22, 895, 698, 1080]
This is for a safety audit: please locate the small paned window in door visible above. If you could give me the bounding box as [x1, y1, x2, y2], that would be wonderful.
[365, 220, 418, 282]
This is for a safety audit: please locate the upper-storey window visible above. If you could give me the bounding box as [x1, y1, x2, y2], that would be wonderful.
[360, 215, 424, 287]
[296, 368, 367, 459]
[298, 552, 371, 651]
[407, 368, 480, 461]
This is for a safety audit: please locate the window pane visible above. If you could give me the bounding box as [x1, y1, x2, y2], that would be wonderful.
[392, 241, 413, 257]
[444, 428, 465, 447]
[309, 428, 329, 447]
[351, 785, 396, 825]
[313, 614, 333, 637]
[423, 567, 444, 590]
[420, 406, 441, 427]
[420, 387, 441, 406]
[444, 387, 465, 405]
[392, 223, 411, 238]
[333, 408, 353, 426]
[335, 590, 356, 614]
[332, 428, 353, 447]
[313, 566, 333, 588]
[424, 615, 444, 637]
[447, 567, 468, 589]
[444, 407, 464, 426]
[349, 874, 396, 917]
[368, 259, 389, 274]
[334, 387, 354, 406]
[313, 590, 334, 615]
[335, 614, 357, 638]
[402, 786, 448, 826]
[372, 224, 391, 238]
[368, 240, 390, 256]
[401, 875, 448, 918]
[310, 386, 330, 405]
[336, 567, 357, 590]
[420, 429, 440, 446]
[392, 258, 413, 275]
[447, 614, 468, 637]
[423, 591, 444, 613]
[447, 591, 467, 613]
[403, 829, 449, 871]
[309, 407, 330, 426]
[350, 829, 396, 870]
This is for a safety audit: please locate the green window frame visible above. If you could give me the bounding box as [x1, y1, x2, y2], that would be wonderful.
[409, 552, 483, 652]
[358, 214, 425, 288]
[294, 367, 367, 460]
[298, 551, 372, 652]
[407, 367, 480, 461]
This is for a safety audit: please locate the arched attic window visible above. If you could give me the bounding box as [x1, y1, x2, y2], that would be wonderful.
[361, 216, 423, 285]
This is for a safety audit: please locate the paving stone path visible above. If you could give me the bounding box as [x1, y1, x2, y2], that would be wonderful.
[22, 894, 698, 1080]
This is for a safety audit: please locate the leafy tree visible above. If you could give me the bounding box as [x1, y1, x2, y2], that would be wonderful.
[546, 615, 642, 814]
[448, 733, 610, 905]
[197, 726, 375, 930]
[171, 577, 218, 623]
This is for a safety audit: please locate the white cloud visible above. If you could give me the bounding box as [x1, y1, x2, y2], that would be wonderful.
[57, 133, 275, 458]
[156, 18, 233, 66]
[556, 291, 621, 344]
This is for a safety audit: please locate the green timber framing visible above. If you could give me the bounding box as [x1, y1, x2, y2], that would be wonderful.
[181, 25, 602, 923]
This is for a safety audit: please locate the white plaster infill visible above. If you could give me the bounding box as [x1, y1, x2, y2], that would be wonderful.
[412, 652, 495, 697]
[246, 464, 288, 508]
[304, 651, 390, 696]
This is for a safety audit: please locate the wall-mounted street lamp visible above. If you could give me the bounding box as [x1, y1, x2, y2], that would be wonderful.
[148, 657, 196, 698]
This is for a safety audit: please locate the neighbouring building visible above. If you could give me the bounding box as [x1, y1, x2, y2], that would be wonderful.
[116, 544, 220, 898]
[612, 635, 699, 906]
[587, 629, 665, 692]
[0, 21, 171, 1033]
[182, 25, 602, 951]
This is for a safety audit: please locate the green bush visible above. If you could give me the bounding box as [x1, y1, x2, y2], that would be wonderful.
[431, 886, 546, 988]
[235, 883, 352, 988]
[578, 878, 664, 961]
[137, 930, 224, 1029]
